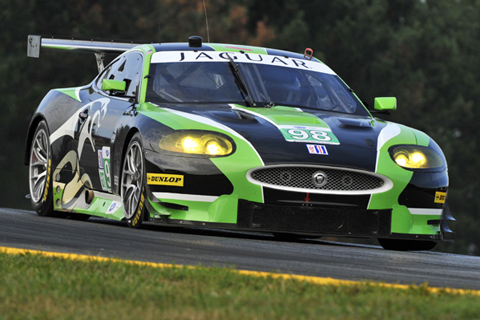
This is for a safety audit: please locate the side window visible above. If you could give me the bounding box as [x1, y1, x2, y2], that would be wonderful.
[97, 52, 143, 97]
[97, 57, 124, 87]
[120, 52, 143, 97]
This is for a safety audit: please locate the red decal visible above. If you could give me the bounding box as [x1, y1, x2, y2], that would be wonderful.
[225, 46, 252, 52]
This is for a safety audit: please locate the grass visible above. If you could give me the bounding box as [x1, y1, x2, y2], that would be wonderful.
[0, 252, 479, 320]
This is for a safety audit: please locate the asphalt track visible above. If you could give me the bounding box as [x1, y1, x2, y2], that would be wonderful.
[1, 207, 480, 290]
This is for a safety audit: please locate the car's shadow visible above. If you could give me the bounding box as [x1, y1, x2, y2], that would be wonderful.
[87, 215, 381, 250]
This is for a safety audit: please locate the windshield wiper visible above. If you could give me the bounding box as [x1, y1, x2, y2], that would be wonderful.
[226, 54, 256, 107]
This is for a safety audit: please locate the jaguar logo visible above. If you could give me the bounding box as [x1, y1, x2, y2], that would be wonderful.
[312, 171, 328, 187]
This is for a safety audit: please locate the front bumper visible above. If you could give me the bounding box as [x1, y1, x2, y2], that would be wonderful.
[237, 200, 392, 237]
[143, 150, 453, 241]
[147, 197, 454, 242]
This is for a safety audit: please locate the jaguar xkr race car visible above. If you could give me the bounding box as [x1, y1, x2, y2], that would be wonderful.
[26, 35, 454, 250]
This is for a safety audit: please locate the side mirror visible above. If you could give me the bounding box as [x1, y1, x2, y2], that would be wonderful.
[102, 79, 126, 93]
[374, 97, 397, 111]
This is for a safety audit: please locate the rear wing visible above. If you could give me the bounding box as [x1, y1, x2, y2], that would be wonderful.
[27, 35, 140, 72]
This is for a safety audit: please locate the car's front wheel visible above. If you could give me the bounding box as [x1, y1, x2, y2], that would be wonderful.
[121, 133, 146, 228]
[378, 238, 437, 251]
[28, 120, 55, 217]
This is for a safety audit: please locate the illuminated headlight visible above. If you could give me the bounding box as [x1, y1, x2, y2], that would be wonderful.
[390, 145, 444, 169]
[159, 131, 234, 156]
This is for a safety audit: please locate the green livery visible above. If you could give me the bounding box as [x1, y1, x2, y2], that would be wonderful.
[25, 35, 453, 251]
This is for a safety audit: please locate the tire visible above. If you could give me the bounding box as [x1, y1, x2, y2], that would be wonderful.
[378, 238, 437, 251]
[121, 133, 146, 228]
[28, 121, 55, 217]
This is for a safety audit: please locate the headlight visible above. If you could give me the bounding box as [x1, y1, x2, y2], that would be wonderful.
[390, 145, 444, 169]
[159, 131, 234, 156]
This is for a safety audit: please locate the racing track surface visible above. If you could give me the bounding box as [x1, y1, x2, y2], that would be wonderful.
[1, 207, 480, 290]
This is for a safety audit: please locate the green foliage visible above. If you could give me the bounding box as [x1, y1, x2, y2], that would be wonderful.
[1, 0, 479, 254]
[1, 253, 479, 319]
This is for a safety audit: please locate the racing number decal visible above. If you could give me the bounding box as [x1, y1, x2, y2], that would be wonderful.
[280, 126, 340, 145]
[288, 129, 330, 141]
[98, 146, 112, 192]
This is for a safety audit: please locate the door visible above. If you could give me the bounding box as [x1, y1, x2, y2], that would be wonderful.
[75, 51, 144, 193]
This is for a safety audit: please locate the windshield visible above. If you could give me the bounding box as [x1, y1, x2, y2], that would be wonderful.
[146, 52, 367, 115]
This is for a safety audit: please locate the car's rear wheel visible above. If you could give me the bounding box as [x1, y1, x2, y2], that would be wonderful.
[121, 133, 146, 228]
[378, 238, 437, 251]
[29, 120, 55, 217]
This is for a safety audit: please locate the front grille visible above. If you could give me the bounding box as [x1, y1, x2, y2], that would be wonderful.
[248, 166, 389, 193]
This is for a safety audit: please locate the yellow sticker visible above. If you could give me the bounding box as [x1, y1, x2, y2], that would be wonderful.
[434, 191, 446, 204]
[147, 173, 184, 186]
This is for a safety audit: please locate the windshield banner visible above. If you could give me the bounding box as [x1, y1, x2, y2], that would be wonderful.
[151, 51, 336, 75]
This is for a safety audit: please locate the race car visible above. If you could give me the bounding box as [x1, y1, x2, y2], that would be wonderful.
[25, 35, 454, 251]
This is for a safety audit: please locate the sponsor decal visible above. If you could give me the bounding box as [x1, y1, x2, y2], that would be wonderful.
[98, 150, 103, 169]
[106, 201, 121, 214]
[280, 125, 340, 145]
[44, 158, 51, 201]
[150, 51, 336, 75]
[131, 191, 144, 227]
[435, 191, 446, 204]
[307, 144, 328, 155]
[147, 173, 184, 186]
[98, 146, 111, 192]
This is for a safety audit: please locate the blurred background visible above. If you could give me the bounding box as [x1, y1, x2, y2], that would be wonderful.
[1, 0, 478, 255]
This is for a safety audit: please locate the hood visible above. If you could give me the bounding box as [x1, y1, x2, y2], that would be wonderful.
[160, 104, 392, 172]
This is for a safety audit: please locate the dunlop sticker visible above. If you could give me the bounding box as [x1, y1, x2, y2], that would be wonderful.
[434, 191, 446, 204]
[147, 173, 184, 187]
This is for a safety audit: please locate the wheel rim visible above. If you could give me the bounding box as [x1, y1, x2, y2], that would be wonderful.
[29, 128, 49, 203]
[121, 141, 144, 219]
